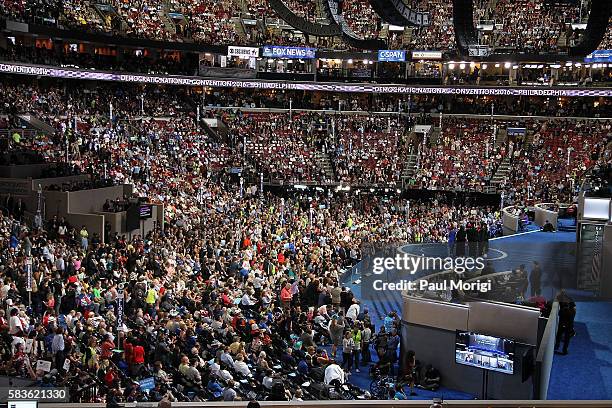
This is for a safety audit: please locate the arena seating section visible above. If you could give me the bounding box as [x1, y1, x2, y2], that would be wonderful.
[1, 0, 610, 51]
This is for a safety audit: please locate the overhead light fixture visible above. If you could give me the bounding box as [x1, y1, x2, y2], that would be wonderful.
[449, 63, 455, 69]
[459, 63, 466, 69]
[495, 63, 500, 68]
[504, 62, 511, 69]
[482, 63, 488, 69]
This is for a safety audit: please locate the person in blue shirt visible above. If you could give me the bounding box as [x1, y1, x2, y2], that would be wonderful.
[207, 378, 224, 399]
[393, 383, 407, 400]
[9, 234, 19, 249]
[448, 225, 457, 256]
[386, 329, 400, 376]
[297, 359, 309, 375]
[383, 311, 397, 333]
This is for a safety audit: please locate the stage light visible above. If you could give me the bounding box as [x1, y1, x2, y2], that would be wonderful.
[448, 63, 455, 69]
[504, 62, 511, 69]
[459, 63, 465, 69]
[482, 63, 488, 69]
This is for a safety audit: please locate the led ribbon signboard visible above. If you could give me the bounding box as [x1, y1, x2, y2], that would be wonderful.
[1, 62, 611, 97]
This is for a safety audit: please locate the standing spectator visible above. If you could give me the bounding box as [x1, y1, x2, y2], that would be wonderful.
[555, 293, 577, 355]
[52, 327, 65, 370]
[530, 261, 542, 297]
[352, 326, 362, 373]
[80, 225, 89, 250]
[341, 330, 354, 372]
[361, 323, 372, 365]
[280, 282, 292, 310]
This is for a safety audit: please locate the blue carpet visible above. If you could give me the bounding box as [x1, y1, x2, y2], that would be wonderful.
[547, 301, 612, 400]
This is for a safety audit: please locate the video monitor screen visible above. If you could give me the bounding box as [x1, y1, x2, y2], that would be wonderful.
[583, 198, 610, 221]
[455, 330, 515, 375]
[139, 204, 153, 219]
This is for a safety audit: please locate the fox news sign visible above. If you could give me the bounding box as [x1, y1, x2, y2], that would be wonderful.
[378, 50, 406, 62]
[263, 46, 317, 59]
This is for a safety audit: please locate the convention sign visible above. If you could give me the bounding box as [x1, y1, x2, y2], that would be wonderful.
[262, 46, 317, 59]
[378, 50, 406, 62]
[2, 62, 612, 97]
[227, 46, 259, 58]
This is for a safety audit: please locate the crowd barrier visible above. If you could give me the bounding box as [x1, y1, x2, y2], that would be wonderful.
[202, 106, 612, 121]
[534, 203, 562, 228]
[502, 205, 520, 233]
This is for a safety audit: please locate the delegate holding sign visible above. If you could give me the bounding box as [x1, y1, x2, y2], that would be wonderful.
[263, 46, 317, 59]
[377, 50, 406, 62]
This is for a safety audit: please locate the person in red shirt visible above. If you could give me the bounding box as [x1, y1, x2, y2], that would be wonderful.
[131, 341, 145, 376]
[242, 236, 252, 249]
[123, 336, 134, 369]
[101, 334, 115, 360]
[280, 282, 292, 310]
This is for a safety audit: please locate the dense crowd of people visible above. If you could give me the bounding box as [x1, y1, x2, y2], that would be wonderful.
[331, 115, 408, 184]
[405, 0, 455, 51]
[490, 0, 578, 53]
[1, 0, 609, 52]
[1, 79, 611, 193]
[169, 0, 240, 45]
[414, 119, 503, 191]
[222, 111, 330, 183]
[499, 120, 611, 206]
[341, 0, 382, 40]
[0, 69, 611, 406]
[1, 91, 482, 401]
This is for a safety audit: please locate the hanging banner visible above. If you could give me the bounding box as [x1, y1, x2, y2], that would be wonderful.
[116, 292, 124, 329]
[262, 46, 317, 59]
[378, 50, 406, 62]
[25, 259, 32, 292]
[412, 51, 443, 60]
[1, 62, 612, 97]
[585, 49, 612, 63]
[227, 46, 259, 58]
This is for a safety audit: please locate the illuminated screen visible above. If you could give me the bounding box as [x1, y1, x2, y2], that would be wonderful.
[583, 198, 610, 221]
[455, 330, 515, 375]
